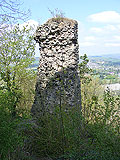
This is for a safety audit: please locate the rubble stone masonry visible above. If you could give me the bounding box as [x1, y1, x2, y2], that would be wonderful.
[31, 18, 81, 117]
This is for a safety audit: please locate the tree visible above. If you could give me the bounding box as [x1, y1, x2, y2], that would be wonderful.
[0, 0, 30, 30]
[79, 54, 92, 81]
[0, 23, 35, 117]
[78, 54, 92, 111]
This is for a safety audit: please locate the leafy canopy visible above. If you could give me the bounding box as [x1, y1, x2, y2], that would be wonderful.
[0, 23, 35, 91]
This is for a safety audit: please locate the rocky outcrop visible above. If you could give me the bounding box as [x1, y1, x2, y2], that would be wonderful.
[31, 18, 81, 117]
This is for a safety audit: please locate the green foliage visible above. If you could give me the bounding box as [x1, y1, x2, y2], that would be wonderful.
[79, 54, 92, 84]
[15, 68, 36, 116]
[24, 54, 120, 160]
[0, 19, 36, 159]
[0, 22, 35, 85]
[0, 90, 24, 160]
[0, 21, 36, 117]
[27, 90, 120, 159]
[81, 77, 104, 122]
[0, 25, 119, 160]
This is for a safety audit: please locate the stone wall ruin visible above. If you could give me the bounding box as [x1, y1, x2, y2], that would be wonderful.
[31, 18, 81, 117]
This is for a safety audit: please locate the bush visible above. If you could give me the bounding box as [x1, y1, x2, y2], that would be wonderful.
[27, 89, 120, 160]
[0, 90, 24, 160]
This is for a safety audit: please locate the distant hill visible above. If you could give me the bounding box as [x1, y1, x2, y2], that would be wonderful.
[88, 54, 120, 67]
[102, 54, 120, 59]
[89, 54, 120, 60]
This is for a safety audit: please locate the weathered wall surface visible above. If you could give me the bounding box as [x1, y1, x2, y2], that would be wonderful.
[31, 18, 81, 117]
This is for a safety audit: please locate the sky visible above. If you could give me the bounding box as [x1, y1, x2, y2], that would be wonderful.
[22, 0, 120, 57]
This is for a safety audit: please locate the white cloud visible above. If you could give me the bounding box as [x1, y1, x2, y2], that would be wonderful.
[90, 24, 119, 35]
[113, 36, 120, 41]
[104, 35, 120, 43]
[117, 24, 120, 29]
[80, 42, 95, 47]
[78, 20, 86, 42]
[104, 24, 117, 31]
[90, 27, 103, 33]
[35, 43, 40, 57]
[20, 20, 39, 57]
[78, 13, 120, 55]
[105, 43, 120, 47]
[84, 36, 96, 41]
[20, 19, 39, 30]
[88, 11, 120, 23]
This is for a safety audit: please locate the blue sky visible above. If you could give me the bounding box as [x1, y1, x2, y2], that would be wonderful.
[22, 0, 120, 56]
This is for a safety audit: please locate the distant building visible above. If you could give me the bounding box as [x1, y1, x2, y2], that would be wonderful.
[105, 83, 120, 91]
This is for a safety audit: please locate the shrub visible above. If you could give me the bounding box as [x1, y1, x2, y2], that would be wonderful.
[27, 89, 120, 160]
[0, 90, 24, 160]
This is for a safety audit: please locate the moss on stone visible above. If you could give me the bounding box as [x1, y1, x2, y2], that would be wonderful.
[46, 17, 77, 26]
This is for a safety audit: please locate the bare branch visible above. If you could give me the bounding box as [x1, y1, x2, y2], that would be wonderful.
[48, 8, 65, 18]
[0, 0, 30, 24]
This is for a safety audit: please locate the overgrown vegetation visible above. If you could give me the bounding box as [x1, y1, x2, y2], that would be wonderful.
[47, 8, 76, 25]
[0, 20, 36, 159]
[26, 87, 120, 160]
[27, 55, 119, 160]
[1, 45, 120, 160]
